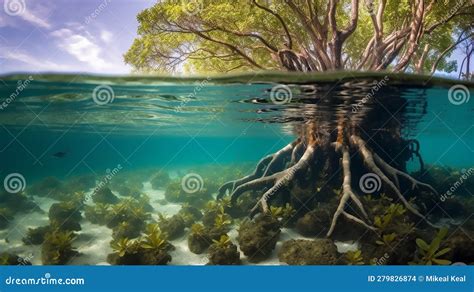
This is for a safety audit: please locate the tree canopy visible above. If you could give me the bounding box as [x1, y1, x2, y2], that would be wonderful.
[124, 0, 473, 75]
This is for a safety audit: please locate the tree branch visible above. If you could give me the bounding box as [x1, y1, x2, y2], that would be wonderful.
[430, 32, 473, 75]
[252, 0, 293, 49]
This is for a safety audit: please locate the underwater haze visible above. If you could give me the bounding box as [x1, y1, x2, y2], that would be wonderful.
[0, 72, 473, 266]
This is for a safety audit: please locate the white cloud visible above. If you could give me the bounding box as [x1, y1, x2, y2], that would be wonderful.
[1, 1, 52, 29]
[20, 9, 51, 29]
[51, 28, 108, 69]
[1, 50, 68, 71]
[100, 29, 113, 43]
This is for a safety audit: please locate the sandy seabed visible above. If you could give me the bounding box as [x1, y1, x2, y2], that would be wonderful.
[0, 180, 358, 266]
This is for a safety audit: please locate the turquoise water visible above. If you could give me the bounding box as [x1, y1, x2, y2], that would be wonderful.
[0, 73, 472, 181]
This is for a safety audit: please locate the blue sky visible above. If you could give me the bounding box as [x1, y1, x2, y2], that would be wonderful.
[0, 0, 153, 74]
[0, 0, 469, 76]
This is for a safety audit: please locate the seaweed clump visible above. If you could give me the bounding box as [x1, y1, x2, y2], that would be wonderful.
[41, 229, 78, 265]
[106, 198, 150, 230]
[201, 199, 231, 227]
[207, 235, 240, 265]
[345, 249, 364, 265]
[361, 197, 419, 264]
[187, 223, 211, 254]
[107, 224, 173, 265]
[409, 228, 452, 265]
[186, 203, 232, 255]
[22, 225, 51, 245]
[84, 203, 111, 225]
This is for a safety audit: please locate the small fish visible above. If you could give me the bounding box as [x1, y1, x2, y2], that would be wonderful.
[52, 151, 67, 158]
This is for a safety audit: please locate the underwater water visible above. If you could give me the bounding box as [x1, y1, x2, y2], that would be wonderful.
[0, 72, 473, 266]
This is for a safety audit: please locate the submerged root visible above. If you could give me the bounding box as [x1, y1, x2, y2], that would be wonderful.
[327, 142, 375, 237]
[217, 139, 300, 200]
[218, 130, 439, 237]
[351, 135, 437, 228]
[249, 142, 315, 216]
[217, 154, 273, 200]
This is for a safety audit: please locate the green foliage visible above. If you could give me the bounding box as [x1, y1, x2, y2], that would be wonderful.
[0, 253, 9, 265]
[281, 203, 296, 221]
[376, 233, 397, 246]
[269, 203, 296, 222]
[70, 191, 86, 206]
[213, 213, 232, 229]
[111, 238, 136, 257]
[125, 0, 469, 74]
[42, 228, 78, 264]
[84, 203, 110, 225]
[44, 229, 76, 250]
[112, 220, 142, 240]
[190, 223, 205, 235]
[410, 228, 452, 265]
[110, 224, 171, 259]
[269, 206, 284, 219]
[140, 226, 168, 251]
[107, 198, 150, 228]
[346, 249, 364, 265]
[205, 197, 231, 214]
[373, 203, 406, 232]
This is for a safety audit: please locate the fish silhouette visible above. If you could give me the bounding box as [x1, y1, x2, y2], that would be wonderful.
[52, 151, 67, 158]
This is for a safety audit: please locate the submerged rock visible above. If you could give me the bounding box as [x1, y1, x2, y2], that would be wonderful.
[139, 250, 172, 265]
[278, 239, 339, 265]
[238, 215, 281, 262]
[446, 229, 474, 264]
[49, 202, 82, 231]
[107, 250, 172, 265]
[150, 171, 171, 190]
[0, 208, 14, 230]
[92, 187, 119, 204]
[178, 205, 203, 227]
[158, 215, 185, 240]
[112, 221, 142, 240]
[207, 238, 241, 265]
[188, 232, 211, 254]
[28, 176, 67, 200]
[0, 191, 42, 215]
[295, 207, 332, 237]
